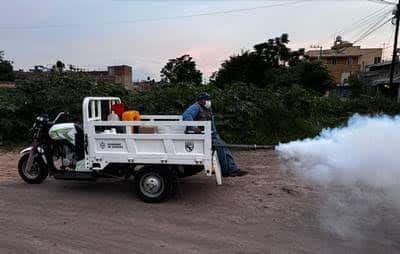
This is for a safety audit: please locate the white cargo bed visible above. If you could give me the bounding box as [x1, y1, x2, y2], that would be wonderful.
[82, 97, 222, 185]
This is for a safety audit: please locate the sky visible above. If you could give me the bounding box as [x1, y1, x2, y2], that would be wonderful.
[0, 0, 398, 81]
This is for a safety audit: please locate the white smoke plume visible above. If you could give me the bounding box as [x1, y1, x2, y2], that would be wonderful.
[277, 114, 400, 238]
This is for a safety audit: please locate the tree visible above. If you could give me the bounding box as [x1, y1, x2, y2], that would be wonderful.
[211, 51, 267, 88]
[160, 55, 202, 85]
[347, 73, 363, 97]
[252, 34, 306, 67]
[291, 61, 333, 95]
[0, 51, 15, 81]
[211, 34, 307, 88]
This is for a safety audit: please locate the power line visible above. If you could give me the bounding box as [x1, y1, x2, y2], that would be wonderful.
[0, 1, 305, 30]
[368, 0, 396, 4]
[0, 0, 395, 31]
[353, 17, 392, 43]
[351, 9, 392, 41]
[387, 23, 395, 47]
[335, 5, 391, 37]
[381, 25, 395, 58]
[113, 0, 396, 4]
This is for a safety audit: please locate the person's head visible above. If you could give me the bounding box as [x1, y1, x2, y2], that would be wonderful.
[196, 92, 211, 109]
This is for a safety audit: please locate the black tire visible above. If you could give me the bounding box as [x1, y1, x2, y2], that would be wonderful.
[134, 167, 177, 203]
[18, 153, 48, 184]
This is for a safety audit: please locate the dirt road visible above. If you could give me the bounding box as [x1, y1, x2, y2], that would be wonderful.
[0, 150, 398, 254]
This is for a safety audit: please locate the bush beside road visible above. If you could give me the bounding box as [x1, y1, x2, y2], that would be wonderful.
[2, 74, 400, 146]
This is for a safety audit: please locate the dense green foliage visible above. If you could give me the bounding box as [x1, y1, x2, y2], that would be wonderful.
[0, 72, 134, 142]
[0, 88, 28, 141]
[201, 85, 400, 144]
[1, 70, 400, 145]
[15, 72, 134, 122]
[160, 55, 202, 85]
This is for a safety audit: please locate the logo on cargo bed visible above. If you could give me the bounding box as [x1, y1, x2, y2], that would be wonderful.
[107, 143, 123, 149]
[99, 142, 123, 149]
[185, 141, 194, 152]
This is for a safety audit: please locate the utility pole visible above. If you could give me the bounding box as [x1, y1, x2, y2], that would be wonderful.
[390, 0, 400, 101]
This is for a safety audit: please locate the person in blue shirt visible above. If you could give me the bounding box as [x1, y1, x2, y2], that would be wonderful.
[182, 92, 248, 177]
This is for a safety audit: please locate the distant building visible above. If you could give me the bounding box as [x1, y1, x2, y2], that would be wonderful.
[307, 36, 383, 85]
[11, 64, 134, 89]
[360, 61, 400, 98]
[86, 65, 133, 89]
[108, 65, 132, 88]
[85, 70, 116, 84]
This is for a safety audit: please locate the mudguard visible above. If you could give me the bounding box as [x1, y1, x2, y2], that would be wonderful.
[20, 147, 32, 154]
[19, 146, 47, 164]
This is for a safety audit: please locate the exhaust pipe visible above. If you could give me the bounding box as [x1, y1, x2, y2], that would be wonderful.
[213, 144, 275, 150]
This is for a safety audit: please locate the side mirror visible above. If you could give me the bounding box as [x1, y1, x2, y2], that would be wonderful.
[53, 112, 65, 123]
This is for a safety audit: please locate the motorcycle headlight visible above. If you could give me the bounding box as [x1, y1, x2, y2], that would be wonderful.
[36, 116, 43, 122]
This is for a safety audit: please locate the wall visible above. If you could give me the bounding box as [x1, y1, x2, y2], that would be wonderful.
[108, 65, 132, 89]
[326, 63, 361, 84]
[320, 56, 360, 84]
[359, 48, 383, 72]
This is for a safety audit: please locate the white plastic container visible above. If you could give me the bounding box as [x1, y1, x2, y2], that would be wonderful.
[107, 111, 120, 121]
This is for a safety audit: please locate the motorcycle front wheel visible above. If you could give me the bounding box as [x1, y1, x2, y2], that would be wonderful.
[18, 153, 48, 184]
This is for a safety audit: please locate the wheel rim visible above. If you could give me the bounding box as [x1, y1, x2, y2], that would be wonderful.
[23, 161, 40, 180]
[139, 173, 165, 198]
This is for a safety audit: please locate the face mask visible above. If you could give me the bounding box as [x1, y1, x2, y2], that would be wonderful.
[204, 100, 212, 109]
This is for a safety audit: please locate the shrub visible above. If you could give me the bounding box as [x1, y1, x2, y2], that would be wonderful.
[2, 71, 400, 145]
